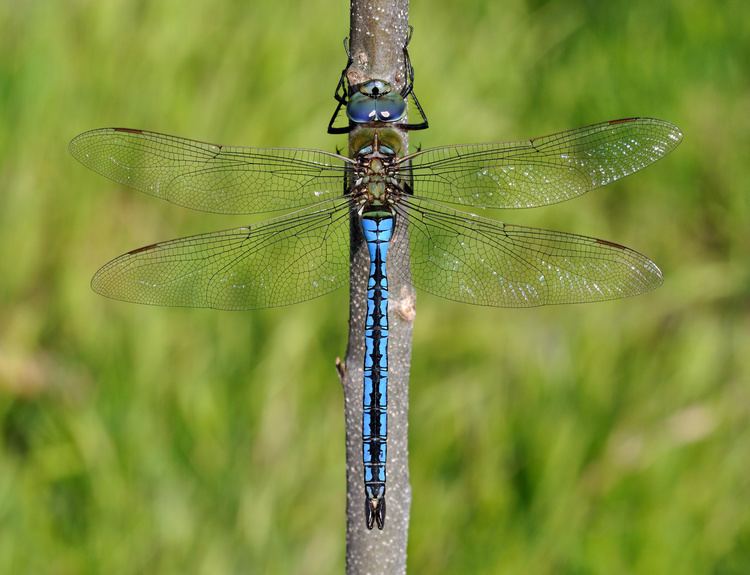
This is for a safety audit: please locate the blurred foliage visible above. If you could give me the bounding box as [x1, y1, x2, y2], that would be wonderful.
[0, 0, 748, 573]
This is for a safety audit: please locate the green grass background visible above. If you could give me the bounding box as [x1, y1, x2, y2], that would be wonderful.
[1, 0, 748, 573]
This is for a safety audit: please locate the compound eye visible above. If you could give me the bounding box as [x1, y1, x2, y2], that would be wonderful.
[347, 93, 377, 123]
[375, 93, 407, 123]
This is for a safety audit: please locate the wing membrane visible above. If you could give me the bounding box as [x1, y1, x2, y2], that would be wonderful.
[92, 199, 352, 309]
[393, 198, 662, 307]
[402, 118, 682, 209]
[70, 128, 351, 214]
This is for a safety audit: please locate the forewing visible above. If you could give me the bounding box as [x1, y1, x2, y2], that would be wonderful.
[70, 128, 350, 214]
[394, 198, 662, 307]
[92, 200, 352, 309]
[403, 118, 682, 209]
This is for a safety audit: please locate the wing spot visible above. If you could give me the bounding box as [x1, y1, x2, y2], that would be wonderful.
[127, 242, 160, 255]
[595, 238, 627, 250]
[114, 127, 144, 134]
[608, 117, 638, 125]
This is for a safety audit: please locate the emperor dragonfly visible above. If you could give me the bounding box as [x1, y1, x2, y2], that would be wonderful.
[70, 46, 681, 530]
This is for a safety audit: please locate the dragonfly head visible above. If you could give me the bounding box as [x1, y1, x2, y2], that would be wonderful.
[347, 80, 407, 124]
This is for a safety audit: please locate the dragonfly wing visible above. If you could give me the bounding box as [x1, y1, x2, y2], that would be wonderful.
[92, 199, 352, 309]
[70, 128, 351, 214]
[403, 117, 682, 209]
[393, 198, 662, 307]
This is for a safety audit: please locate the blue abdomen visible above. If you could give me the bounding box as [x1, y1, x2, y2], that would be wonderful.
[360, 211, 393, 530]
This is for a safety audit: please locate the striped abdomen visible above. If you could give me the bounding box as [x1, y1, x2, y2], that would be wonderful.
[361, 210, 393, 530]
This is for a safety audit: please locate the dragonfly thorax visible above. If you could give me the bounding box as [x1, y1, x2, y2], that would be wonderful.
[351, 133, 403, 206]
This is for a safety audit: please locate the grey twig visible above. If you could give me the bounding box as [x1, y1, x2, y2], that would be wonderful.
[335, 0, 415, 573]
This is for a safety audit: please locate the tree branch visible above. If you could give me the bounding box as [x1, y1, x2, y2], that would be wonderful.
[336, 1, 415, 573]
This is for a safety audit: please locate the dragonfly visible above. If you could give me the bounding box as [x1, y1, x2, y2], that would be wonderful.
[70, 40, 682, 531]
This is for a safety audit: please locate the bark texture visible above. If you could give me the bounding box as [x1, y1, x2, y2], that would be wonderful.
[338, 1, 415, 573]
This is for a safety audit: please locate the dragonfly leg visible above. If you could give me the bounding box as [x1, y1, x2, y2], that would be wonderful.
[397, 28, 429, 131]
[327, 37, 355, 134]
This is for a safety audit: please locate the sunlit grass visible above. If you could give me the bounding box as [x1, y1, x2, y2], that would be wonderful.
[0, 0, 747, 573]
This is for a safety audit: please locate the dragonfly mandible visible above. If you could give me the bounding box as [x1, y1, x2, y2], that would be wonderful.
[70, 38, 682, 531]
